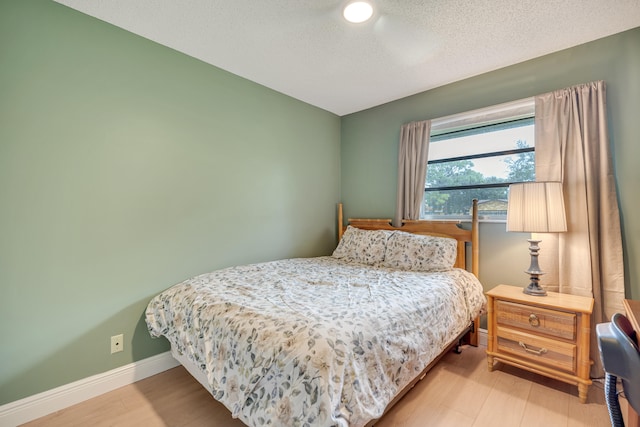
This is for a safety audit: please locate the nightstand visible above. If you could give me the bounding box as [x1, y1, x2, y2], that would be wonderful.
[486, 284, 594, 403]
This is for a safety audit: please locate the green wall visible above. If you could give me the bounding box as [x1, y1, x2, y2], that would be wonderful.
[0, 1, 340, 404]
[3, 0, 639, 409]
[341, 27, 640, 300]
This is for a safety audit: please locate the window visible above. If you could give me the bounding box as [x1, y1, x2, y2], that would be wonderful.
[423, 98, 535, 220]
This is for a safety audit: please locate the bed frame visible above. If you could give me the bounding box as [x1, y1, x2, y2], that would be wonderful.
[163, 201, 481, 427]
[339, 199, 481, 426]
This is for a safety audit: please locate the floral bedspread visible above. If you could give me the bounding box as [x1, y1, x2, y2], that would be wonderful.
[145, 257, 486, 427]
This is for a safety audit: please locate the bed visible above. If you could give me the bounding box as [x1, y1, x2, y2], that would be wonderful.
[145, 201, 486, 427]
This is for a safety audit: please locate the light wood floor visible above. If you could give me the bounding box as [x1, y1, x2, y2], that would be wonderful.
[22, 345, 615, 427]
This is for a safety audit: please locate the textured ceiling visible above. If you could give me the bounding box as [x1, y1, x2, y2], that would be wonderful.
[54, 0, 640, 116]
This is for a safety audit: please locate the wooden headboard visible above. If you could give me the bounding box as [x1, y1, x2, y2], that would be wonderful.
[338, 199, 479, 277]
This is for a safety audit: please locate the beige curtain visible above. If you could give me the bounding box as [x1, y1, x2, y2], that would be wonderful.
[394, 120, 431, 227]
[535, 80, 625, 378]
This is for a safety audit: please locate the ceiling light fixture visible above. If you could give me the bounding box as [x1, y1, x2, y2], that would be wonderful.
[343, 1, 373, 24]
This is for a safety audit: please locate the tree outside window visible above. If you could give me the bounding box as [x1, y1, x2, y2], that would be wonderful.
[423, 124, 535, 220]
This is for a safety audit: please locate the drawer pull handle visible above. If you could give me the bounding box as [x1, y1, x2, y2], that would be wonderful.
[519, 341, 547, 356]
[529, 314, 541, 327]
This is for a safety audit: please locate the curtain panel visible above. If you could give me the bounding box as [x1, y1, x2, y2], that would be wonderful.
[394, 120, 431, 227]
[535, 80, 625, 378]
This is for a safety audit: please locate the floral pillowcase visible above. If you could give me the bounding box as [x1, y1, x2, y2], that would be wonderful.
[333, 227, 458, 272]
[332, 226, 393, 265]
[381, 231, 458, 272]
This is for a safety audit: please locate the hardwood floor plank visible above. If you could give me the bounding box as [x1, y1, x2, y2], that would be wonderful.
[520, 381, 570, 427]
[21, 345, 610, 427]
[434, 350, 496, 419]
[567, 380, 611, 427]
[471, 367, 532, 427]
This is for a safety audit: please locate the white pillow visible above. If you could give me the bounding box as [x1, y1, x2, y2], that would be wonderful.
[382, 231, 457, 271]
[332, 226, 393, 265]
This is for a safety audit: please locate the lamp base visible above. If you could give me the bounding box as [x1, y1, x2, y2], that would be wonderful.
[523, 279, 547, 296]
[523, 239, 547, 296]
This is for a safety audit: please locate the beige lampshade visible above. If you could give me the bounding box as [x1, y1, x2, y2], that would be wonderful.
[506, 182, 567, 233]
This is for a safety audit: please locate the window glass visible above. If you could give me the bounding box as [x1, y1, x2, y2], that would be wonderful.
[429, 120, 534, 160]
[423, 108, 535, 220]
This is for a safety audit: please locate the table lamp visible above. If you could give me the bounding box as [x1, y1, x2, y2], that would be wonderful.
[506, 181, 567, 296]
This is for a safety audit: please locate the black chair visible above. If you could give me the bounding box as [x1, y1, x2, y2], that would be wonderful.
[596, 313, 640, 426]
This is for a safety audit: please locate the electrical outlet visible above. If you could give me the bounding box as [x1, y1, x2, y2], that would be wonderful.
[111, 334, 124, 354]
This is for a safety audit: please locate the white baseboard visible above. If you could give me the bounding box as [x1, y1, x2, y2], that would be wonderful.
[0, 352, 179, 427]
[478, 327, 488, 347]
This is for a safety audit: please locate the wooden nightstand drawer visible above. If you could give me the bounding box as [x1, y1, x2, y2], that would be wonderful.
[496, 326, 577, 373]
[496, 300, 576, 341]
[486, 285, 594, 403]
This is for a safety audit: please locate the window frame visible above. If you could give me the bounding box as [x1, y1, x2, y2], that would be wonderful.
[422, 98, 535, 221]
